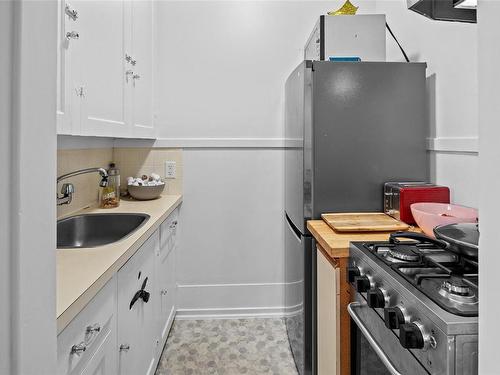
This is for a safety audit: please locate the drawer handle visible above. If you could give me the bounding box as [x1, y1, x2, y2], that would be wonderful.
[86, 323, 101, 334]
[348, 302, 402, 375]
[70, 342, 87, 355]
[119, 344, 130, 352]
[66, 31, 79, 40]
[169, 221, 178, 229]
[160, 289, 168, 296]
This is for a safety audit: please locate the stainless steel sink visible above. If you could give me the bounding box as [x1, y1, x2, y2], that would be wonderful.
[57, 213, 150, 249]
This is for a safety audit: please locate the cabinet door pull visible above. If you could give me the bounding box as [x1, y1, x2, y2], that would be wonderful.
[66, 31, 79, 40]
[65, 4, 78, 21]
[119, 344, 130, 352]
[86, 323, 101, 334]
[70, 342, 87, 355]
[129, 277, 150, 309]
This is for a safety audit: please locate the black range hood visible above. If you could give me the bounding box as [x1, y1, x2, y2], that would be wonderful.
[407, 0, 477, 23]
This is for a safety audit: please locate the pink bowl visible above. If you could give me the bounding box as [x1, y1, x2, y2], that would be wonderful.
[410, 203, 478, 237]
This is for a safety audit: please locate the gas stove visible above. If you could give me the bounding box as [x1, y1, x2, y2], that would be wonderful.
[348, 239, 478, 375]
[365, 241, 478, 317]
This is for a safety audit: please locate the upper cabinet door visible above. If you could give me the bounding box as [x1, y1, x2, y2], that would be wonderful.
[57, 0, 80, 135]
[129, 0, 155, 138]
[76, 0, 132, 138]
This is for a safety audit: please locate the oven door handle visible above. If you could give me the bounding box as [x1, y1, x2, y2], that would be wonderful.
[348, 302, 403, 375]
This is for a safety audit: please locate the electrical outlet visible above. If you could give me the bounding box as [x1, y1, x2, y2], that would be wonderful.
[165, 161, 176, 179]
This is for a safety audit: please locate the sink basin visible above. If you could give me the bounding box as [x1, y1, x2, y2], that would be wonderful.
[57, 213, 150, 249]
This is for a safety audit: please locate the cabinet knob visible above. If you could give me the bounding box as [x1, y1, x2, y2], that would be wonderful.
[86, 323, 101, 334]
[70, 342, 87, 355]
[161, 289, 168, 295]
[132, 74, 141, 80]
[125, 54, 137, 66]
[66, 31, 79, 40]
[65, 4, 78, 21]
[119, 344, 130, 352]
[169, 221, 178, 229]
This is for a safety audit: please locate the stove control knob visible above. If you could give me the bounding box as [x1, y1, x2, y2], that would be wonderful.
[399, 323, 425, 349]
[384, 307, 406, 329]
[347, 266, 361, 283]
[367, 288, 389, 308]
[354, 275, 371, 293]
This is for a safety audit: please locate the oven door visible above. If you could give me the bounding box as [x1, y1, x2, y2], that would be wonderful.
[348, 295, 428, 375]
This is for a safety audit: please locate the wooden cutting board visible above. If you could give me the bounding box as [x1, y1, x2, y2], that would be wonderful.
[321, 212, 410, 232]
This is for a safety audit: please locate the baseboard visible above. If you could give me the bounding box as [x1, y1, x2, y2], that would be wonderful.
[175, 306, 287, 320]
[175, 282, 298, 319]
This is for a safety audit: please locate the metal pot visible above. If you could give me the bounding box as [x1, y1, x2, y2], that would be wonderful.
[389, 222, 479, 259]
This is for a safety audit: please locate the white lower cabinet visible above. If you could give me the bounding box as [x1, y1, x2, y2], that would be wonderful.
[57, 209, 179, 375]
[156, 209, 178, 349]
[117, 231, 159, 375]
[317, 247, 340, 375]
[80, 328, 117, 375]
[57, 276, 117, 375]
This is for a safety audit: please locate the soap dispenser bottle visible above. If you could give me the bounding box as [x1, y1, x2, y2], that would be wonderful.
[99, 163, 120, 208]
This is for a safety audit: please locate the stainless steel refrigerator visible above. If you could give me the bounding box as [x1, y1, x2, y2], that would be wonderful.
[284, 61, 428, 375]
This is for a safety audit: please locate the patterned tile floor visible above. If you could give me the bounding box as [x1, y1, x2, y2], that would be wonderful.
[155, 318, 299, 375]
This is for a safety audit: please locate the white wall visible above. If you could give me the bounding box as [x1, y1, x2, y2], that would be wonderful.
[0, 1, 13, 373]
[478, 1, 500, 374]
[176, 149, 286, 316]
[156, 0, 376, 140]
[156, 0, 377, 315]
[10, 1, 58, 374]
[376, 0, 478, 207]
[157, 0, 480, 316]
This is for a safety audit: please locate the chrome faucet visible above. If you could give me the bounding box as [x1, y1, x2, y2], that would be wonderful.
[57, 167, 109, 206]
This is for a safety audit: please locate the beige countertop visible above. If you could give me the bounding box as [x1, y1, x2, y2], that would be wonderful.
[57, 194, 182, 334]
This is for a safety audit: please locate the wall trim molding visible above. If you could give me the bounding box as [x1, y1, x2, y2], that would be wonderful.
[427, 137, 479, 154]
[176, 282, 290, 319]
[175, 306, 287, 320]
[60, 135, 479, 154]
[113, 137, 300, 149]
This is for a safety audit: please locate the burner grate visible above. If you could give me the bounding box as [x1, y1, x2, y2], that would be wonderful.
[362, 241, 479, 316]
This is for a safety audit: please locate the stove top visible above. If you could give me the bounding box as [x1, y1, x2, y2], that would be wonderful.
[364, 241, 479, 317]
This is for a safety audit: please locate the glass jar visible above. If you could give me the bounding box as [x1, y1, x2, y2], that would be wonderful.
[99, 163, 120, 208]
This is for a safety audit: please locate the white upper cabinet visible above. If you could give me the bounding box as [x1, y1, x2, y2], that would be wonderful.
[76, 0, 131, 138]
[129, 0, 155, 138]
[56, 0, 155, 139]
[57, 0, 79, 135]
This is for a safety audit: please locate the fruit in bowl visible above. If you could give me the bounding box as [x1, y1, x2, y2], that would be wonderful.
[410, 202, 478, 237]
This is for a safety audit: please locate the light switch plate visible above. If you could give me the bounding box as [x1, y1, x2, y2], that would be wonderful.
[165, 161, 176, 179]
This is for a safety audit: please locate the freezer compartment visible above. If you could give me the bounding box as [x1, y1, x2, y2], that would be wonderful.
[285, 213, 315, 375]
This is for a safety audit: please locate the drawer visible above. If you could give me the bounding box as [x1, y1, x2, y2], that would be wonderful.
[57, 276, 117, 375]
[159, 208, 178, 257]
[157, 248, 176, 344]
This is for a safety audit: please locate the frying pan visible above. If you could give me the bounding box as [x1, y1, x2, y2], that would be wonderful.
[389, 222, 479, 259]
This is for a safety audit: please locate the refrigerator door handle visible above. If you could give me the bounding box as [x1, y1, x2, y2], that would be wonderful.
[285, 213, 302, 244]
